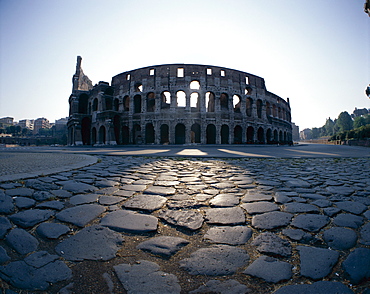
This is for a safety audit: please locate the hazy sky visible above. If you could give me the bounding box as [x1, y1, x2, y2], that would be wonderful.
[0, 0, 369, 130]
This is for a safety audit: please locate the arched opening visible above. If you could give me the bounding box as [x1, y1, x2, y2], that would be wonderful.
[257, 127, 264, 143]
[104, 88, 114, 96]
[221, 124, 229, 144]
[78, 94, 89, 114]
[98, 126, 106, 144]
[147, 92, 155, 112]
[92, 98, 98, 111]
[257, 99, 263, 118]
[245, 86, 252, 95]
[134, 95, 141, 113]
[135, 83, 143, 92]
[160, 124, 169, 144]
[206, 92, 215, 112]
[220, 93, 228, 110]
[233, 95, 241, 113]
[123, 96, 130, 111]
[133, 124, 142, 144]
[266, 102, 271, 116]
[266, 128, 272, 144]
[247, 126, 254, 143]
[122, 126, 129, 144]
[273, 104, 277, 117]
[105, 97, 113, 110]
[113, 115, 120, 144]
[190, 92, 199, 110]
[114, 98, 119, 111]
[234, 125, 242, 144]
[176, 91, 186, 107]
[81, 117, 91, 145]
[206, 124, 216, 144]
[284, 131, 287, 143]
[274, 130, 278, 143]
[279, 130, 283, 143]
[190, 80, 200, 90]
[145, 123, 155, 144]
[91, 127, 97, 145]
[175, 123, 186, 144]
[161, 91, 171, 109]
[246, 98, 253, 117]
[191, 123, 201, 143]
[278, 107, 282, 119]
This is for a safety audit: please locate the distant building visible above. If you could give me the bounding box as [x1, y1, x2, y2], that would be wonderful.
[300, 128, 312, 140]
[291, 122, 300, 141]
[352, 107, 369, 118]
[55, 117, 68, 132]
[18, 119, 34, 130]
[33, 117, 51, 135]
[0, 117, 14, 129]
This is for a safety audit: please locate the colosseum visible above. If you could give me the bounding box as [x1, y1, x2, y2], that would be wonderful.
[67, 56, 292, 146]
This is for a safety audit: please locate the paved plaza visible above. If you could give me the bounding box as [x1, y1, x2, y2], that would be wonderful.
[0, 144, 369, 293]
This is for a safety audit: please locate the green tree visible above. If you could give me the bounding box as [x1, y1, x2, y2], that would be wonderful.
[353, 116, 366, 129]
[336, 111, 353, 132]
[322, 118, 335, 136]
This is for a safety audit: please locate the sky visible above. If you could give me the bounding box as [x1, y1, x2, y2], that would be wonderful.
[0, 0, 369, 130]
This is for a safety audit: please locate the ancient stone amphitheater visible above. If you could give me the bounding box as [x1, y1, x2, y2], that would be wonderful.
[68, 57, 292, 145]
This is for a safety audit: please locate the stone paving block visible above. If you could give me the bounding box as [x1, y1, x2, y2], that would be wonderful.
[252, 211, 293, 229]
[311, 199, 331, 207]
[98, 195, 125, 205]
[342, 247, 370, 284]
[55, 225, 123, 261]
[241, 193, 273, 202]
[56, 204, 106, 227]
[5, 187, 34, 197]
[6, 228, 39, 255]
[326, 186, 354, 196]
[298, 193, 326, 200]
[69, 193, 99, 205]
[14, 197, 36, 209]
[282, 228, 312, 242]
[209, 194, 240, 207]
[144, 185, 176, 196]
[101, 210, 158, 232]
[0, 194, 14, 214]
[251, 232, 292, 257]
[323, 207, 341, 217]
[0, 251, 71, 290]
[205, 207, 245, 225]
[241, 201, 279, 214]
[359, 222, 370, 245]
[137, 236, 189, 256]
[244, 255, 292, 283]
[36, 200, 65, 210]
[179, 245, 249, 276]
[335, 201, 367, 215]
[332, 213, 364, 229]
[297, 246, 339, 279]
[189, 279, 250, 294]
[291, 214, 329, 232]
[9, 209, 54, 228]
[36, 223, 70, 239]
[0, 217, 12, 239]
[204, 226, 253, 245]
[123, 194, 167, 211]
[0, 246, 10, 264]
[50, 189, 72, 198]
[25, 179, 58, 191]
[114, 260, 181, 294]
[158, 210, 204, 230]
[273, 281, 354, 294]
[33, 191, 55, 201]
[59, 180, 98, 194]
[323, 227, 358, 250]
[283, 202, 320, 213]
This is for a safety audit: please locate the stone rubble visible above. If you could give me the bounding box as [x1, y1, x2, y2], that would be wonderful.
[0, 156, 369, 293]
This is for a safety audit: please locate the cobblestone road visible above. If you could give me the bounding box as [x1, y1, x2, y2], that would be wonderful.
[0, 155, 369, 293]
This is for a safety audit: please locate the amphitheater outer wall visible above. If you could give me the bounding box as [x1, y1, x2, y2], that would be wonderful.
[68, 61, 292, 146]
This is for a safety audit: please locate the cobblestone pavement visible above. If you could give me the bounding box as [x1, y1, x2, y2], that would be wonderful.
[0, 155, 369, 293]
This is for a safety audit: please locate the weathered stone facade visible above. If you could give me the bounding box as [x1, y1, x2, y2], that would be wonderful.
[68, 57, 292, 145]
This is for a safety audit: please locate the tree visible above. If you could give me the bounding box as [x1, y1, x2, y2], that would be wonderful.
[353, 116, 367, 129]
[322, 118, 335, 136]
[336, 111, 353, 132]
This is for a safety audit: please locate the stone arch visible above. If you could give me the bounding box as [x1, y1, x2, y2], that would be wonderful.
[274, 129, 278, 143]
[257, 127, 264, 143]
[247, 126, 254, 143]
[123, 96, 130, 111]
[190, 80, 200, 90]
[133, 124, 142, 144]
[98, 125, 106, 144]
[175, 123, 186, 144]
[122, 126, 129, 144]
[78, 94, 89, 114]
[266, 102, 271, 116]
[105, 97, 113, 110]
[145, 123, 155, 144]
[92, 98, 98, 111]
[266, 128, 272, 144]
[134, 95, 141, 113]
[233, 95, 241, 113]
[221, 124, 229, 144]
[256, 99, 263, 119]
[246, 98, 253, 117]
[220, 93, 228, 110]
[191, 123, 201, 143]
[135, 82, 143, 92]
[279, 130, 283, 143]
[176, 91, 186, 107]
[91, 127, 97, 145]
[206, 92, 215, 112]
[160, 124, 169, 144]
[234, 125, 242, 144]
[190, 92, 200, 110]
[273, 104, 277, 117]
[206, 124, 216, 144]
[147, 92, 155, 112]
[114, 98, 119, 111]
[81, 117, 91, 145]
[113, 115, 121, 144]
[161, 91, 171, 109]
